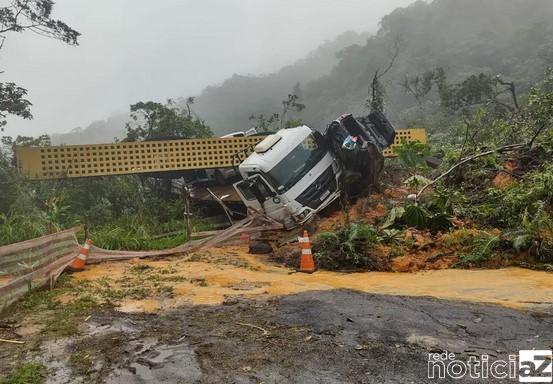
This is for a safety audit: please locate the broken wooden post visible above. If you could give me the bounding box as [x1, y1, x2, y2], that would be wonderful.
[182, 181, 192, 242]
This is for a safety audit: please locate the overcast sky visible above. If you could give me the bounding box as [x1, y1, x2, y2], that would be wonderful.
[3, 0, 416, 137]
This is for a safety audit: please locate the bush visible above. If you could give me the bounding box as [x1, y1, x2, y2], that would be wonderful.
[90, 214, 216, 250]
[0, 213, 50, 246]
[392, 139, 430, 169]
[381, 203, 452, 234]
[314, 222, 384, 270]
[508, 203, 553, 262]
[471, 164, 553, 228]
[0, 362, 47, 384]
[457, 234, 500, 267]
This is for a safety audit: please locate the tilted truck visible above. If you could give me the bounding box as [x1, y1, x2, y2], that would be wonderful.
[233, 111, 396, 228]
[14, 111, 402, 230]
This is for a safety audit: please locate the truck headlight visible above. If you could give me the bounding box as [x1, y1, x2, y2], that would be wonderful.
[294, 210, 308, 221]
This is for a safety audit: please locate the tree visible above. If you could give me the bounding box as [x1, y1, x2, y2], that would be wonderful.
[368, 37, 401, 113]
[403, 68, 520, 117]
[184, 96, 195, 118]
[1, 134, 51, 147]
[248, 91, 306, 132]
[280, 93, 305, 129]
[248, 113, 279, 133]
[0, 0, 80, 130]
[0, 83, 32, 130]
[125, 99, 212, 141]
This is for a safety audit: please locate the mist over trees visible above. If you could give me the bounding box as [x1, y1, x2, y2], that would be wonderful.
[124, 100, 212, 142]
[0, 0, 79, 131]
[51, 31, 369, 144]
[51, 0, 553, 144]
[193, 0, 553, 134]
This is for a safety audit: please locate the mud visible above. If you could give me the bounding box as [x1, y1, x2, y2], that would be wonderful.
[4, 290, 553, 383]
[2, 247, 553, 383]
[62, 246, 553, 312]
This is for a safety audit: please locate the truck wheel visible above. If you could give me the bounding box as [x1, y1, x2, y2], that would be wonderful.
[249, 242, 273, 254]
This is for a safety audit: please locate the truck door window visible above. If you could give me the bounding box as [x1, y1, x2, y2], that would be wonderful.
[267, 134, 326, 192]
[254, 177, 273, 199]
[236, 181, 256, 201]
[244, 175, 274, 205]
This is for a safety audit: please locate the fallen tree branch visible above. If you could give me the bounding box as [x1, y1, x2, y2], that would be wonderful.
[416, 143, 527, 200]
[0, 338, 24, 344]
[528, 123, 547, 148]
[236, 322, 269, 336]
[495, 76, 520, 111]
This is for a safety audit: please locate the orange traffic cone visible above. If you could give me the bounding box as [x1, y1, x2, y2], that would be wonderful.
[298, 230, 316, 273]
[70, 239, 92, 271]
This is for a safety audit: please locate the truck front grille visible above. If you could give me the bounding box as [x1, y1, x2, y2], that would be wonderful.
[295, 167, 337, 209]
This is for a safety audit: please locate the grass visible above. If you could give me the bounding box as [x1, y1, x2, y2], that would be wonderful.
[314, 222, 385, 270]
[67, 333, 126, 383]
[57, 263, 188, 305]
[0, 213, 50, 247]
[455, 234, 501, 267]
[90, 217, 218, 251]
[45, 295, 101, 336]
[11, 277, 103, 337]
[0, 362, 47, 384]
[0, 209, 218, 251]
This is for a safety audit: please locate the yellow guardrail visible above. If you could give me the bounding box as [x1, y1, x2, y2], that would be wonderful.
[15, 129, 426, 180]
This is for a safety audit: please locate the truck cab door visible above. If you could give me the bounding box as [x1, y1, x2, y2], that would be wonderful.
[234, 178, 263, 212]
[233, 175, 293, 226]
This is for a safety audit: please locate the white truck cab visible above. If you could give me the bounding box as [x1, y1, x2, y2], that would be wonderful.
[233, 125, 341, 228]
[233, 112, 396, 229]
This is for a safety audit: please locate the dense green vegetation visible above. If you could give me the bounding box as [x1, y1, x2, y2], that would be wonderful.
[193, 0, 553, 134]
[313, 67, 553, 270]
[0, 167, 213, 248]
[1, 0, 552, 272]
[0, 101, 216, 248]
[315, 222, 382, 270]
[0, 362, 47, 384]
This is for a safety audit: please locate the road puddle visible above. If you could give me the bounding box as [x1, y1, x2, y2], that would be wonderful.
[72, 246, 553, 313]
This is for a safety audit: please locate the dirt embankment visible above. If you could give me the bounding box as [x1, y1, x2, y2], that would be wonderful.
[273, 183, 538, 273]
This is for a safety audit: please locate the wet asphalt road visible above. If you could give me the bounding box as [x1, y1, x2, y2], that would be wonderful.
[37, 289, 553, 383]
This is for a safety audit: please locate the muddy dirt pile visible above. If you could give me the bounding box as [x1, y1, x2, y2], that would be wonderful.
[271, 184, 533, 273]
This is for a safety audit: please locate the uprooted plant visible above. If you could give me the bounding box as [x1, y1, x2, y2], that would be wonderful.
[314, 222, 387, 271]
[350, 68, 552, 271]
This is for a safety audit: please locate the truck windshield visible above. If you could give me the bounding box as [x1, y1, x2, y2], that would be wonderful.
[267, 134, 326, 192]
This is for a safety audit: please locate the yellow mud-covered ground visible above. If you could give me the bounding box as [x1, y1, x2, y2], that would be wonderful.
[3, 245, 553, 384]
[69, 245, 553, 313]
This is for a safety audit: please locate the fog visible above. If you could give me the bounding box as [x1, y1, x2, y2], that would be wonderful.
[3, 0, 416, 137]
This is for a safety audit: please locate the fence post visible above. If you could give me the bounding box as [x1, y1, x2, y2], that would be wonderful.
[182, 183, 192, 242]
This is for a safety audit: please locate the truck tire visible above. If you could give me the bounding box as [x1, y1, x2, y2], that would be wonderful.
[249, 242, 273, 254]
